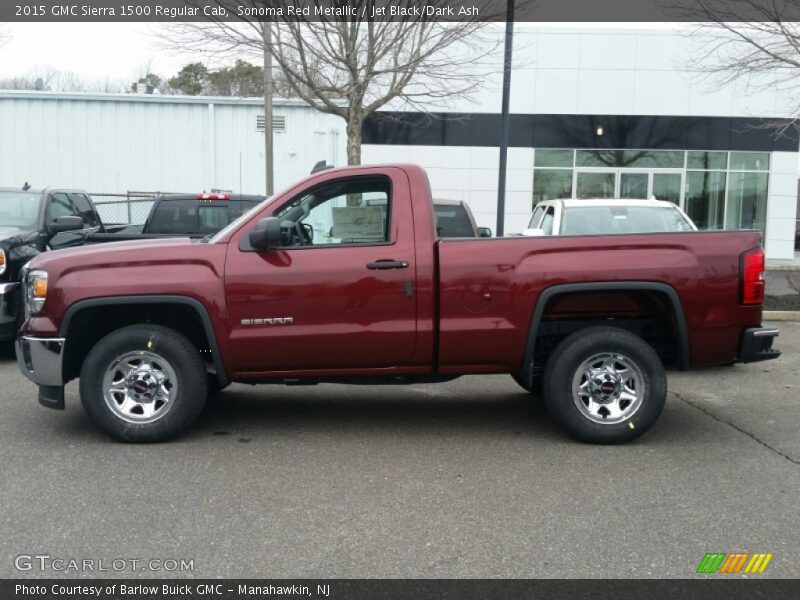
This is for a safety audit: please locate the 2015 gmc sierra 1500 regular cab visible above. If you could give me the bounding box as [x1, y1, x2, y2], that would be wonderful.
[15, 164, 780, 444]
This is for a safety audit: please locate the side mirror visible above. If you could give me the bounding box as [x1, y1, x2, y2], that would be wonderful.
[249, 217, 282, 250]
[49, 215, 83, 235]
[522, 228, 545, 237]
[477, 227, 492, 238]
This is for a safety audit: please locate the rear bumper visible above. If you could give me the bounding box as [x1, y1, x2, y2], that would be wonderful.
[0, 282, 19, 341]
[739, 326, 781, 363]
[15, 335, 66, 409]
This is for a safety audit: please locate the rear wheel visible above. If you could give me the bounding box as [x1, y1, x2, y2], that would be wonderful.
[79, 324, 207, 442]
[543, 326, 666, 444]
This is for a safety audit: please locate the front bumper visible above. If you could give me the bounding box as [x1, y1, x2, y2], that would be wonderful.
[0, 282, 19, 341]
[16, 335, 66, 409]
[739, 326, 781, 363]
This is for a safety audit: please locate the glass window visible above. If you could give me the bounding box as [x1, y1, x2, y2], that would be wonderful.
[687, 151, 727, 170]
[434, 204, 475, 238]
[535, 149, 573, 168]
[561, 206, 694, 236]
[576, 172, 615, 198]
[652, 173, 682, 204]
[726, 172, 768, 232]
[540, 207, 555, 235]
[528, 204, 546, 228]
[48, 192, 80, 221]
[620, 173, 648, 199]
[576, 150, 684, 168]
[0, 191, 42, 229]
[68, 193, 100, 227]
[274, 177, 391, 246]
[148, 200, 199, 234]
[533, 169, 573, 202]
[685, 171, 726, 230]
[730, 152, 769, 171]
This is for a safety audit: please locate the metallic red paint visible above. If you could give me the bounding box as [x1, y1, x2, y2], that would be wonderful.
[22, 164, 765, 381]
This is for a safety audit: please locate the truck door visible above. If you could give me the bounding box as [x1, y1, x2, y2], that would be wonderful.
[225, 172, 418, 372]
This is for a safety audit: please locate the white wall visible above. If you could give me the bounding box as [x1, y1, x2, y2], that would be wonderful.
[0, 92, 345, 196]
[367, 25, 800, 258]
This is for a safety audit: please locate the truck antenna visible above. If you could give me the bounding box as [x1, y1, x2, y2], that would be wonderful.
[22, 181, 30, 191]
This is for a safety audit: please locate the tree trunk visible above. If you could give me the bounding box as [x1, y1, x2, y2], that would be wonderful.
[262, 24, 274, 195]
[346, 113, 363, 166]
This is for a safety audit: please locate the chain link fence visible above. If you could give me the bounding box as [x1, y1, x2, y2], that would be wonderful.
[92, 191, 188, 225]
[91, 192, 159, 226]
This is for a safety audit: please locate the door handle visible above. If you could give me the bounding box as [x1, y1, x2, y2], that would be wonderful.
[366, 260, 409, 270]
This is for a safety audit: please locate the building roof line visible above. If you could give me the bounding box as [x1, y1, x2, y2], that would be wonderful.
[0, 90, 344, 108]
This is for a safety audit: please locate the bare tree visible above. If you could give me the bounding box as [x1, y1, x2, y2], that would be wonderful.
[0, 67, 90, 92]
[170, 1, 500, 171]
[678, 0, 800, 131]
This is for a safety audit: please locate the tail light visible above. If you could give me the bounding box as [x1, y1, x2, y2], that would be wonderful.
[740, 247, 765, 305]
[197, 193, 230, 201]
[0, 248, 5, 275]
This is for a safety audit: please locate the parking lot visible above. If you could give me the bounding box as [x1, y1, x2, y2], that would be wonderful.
[1, 322, 798, 579]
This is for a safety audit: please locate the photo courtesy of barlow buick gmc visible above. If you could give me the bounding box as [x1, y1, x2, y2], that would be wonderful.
[0, 1, 799, 599]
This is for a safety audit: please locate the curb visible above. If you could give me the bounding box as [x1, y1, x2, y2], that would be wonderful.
[763, 311, 800, 322]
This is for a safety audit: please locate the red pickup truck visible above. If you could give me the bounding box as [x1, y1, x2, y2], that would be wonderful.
[15, 164, 779, 444]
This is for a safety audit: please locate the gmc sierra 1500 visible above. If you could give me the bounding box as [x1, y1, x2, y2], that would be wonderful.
[15, 165, 780, 443]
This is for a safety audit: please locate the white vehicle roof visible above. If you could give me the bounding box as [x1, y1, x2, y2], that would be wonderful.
[555, 198, 680, 209]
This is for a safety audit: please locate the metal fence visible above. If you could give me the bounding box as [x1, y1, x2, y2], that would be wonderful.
[92, 191, 185, 225]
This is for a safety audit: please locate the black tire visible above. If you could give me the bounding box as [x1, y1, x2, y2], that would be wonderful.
[79, 324, 208, 442]
[543, 326, 666, 444]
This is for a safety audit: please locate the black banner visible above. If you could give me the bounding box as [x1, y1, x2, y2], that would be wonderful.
[4, 579, 800, 600]
[3, 0, 800, 23]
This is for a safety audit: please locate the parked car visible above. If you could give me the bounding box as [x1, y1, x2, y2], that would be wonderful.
[522, 199, 697, 237]
[433, 199, 492, 238]
[89, 193, 266, 241]
[0, 185, 115, 341]
[364, 197, 491, 238]
[16, 164, 778, 444]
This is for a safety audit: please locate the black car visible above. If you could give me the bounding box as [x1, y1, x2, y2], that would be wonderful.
[0, 185, 103, 340]
[118, 193, 266, 237]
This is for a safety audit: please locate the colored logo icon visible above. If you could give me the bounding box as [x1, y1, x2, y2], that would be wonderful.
[696, 552, 773, 574]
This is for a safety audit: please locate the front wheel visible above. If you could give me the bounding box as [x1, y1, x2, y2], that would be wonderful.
[79, 324, 208, 442]
[543, 327, 666, 444]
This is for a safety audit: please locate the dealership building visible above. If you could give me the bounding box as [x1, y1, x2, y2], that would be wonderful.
[362, 26, 800, 260]
[0, 25, 797, 259]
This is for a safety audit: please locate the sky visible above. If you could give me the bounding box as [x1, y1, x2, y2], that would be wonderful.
[0, 22, 682, 86]
[0, 23, 195, 83]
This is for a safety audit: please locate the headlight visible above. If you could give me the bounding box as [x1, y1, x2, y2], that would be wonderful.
[25, 269, 48, 317]
[0, 248, 6, 276]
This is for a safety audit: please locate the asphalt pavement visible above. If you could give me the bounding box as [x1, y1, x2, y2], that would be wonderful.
[1, 323, 798, 579]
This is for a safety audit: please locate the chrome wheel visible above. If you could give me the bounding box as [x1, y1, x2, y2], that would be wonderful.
[571, 352, 644, 425]
[101, 351, 178, 424]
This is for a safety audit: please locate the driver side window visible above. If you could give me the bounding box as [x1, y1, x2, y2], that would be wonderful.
[48, 192, 80, 222]
[273, 177, 391, 246]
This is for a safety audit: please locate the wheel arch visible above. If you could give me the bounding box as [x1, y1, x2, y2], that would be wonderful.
[520, 282, 690, 388]
[60, 295, 229, 387]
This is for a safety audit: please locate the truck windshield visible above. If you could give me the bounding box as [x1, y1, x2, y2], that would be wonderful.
[0, 191, 42, 229]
